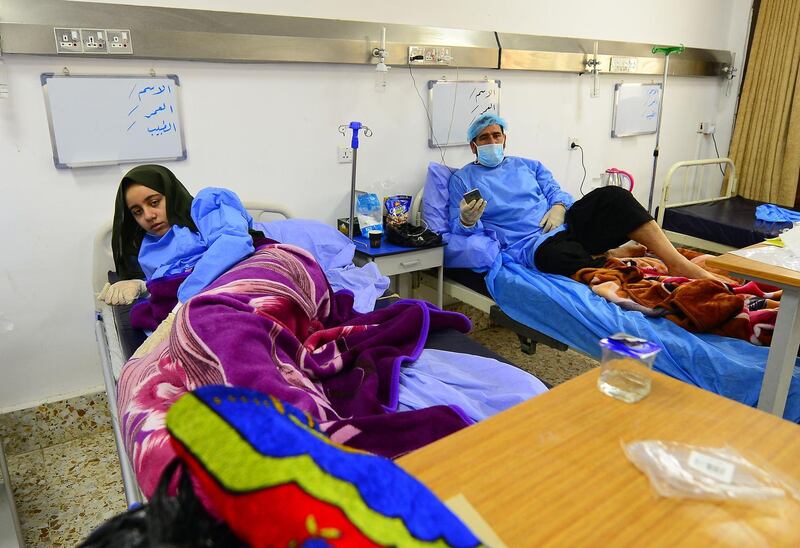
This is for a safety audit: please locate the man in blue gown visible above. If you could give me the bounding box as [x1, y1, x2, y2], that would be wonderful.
[448, 114, 715, 280]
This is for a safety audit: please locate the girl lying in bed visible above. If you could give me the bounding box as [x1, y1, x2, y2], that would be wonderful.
[99, 164, 269, 354]
[105, 164, 546, 499]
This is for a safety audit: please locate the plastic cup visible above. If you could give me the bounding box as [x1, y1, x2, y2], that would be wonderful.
[597, 333, 662, 403]
[369, 230, 382, 248]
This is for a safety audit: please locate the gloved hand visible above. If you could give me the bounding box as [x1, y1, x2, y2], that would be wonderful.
[459, 198, 487, 227]
[539, 204, 567, 233]
[132, 312, 175, 359]
[98, 279, 147, 305]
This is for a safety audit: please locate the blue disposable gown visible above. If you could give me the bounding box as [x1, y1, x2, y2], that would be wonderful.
[138, 187, 255, 303]
[448, 157, 574, 267]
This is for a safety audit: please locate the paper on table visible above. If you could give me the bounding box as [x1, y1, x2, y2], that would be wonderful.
[731, 243, 800, 273]
[445, 493, 508, 548]
[781, 225, 800, 256]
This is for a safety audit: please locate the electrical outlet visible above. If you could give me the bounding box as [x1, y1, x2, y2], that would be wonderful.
[408, 45, 452, 65]
[106, 29, 133, 54]
[54, 28, 83, 54]
[337, 146, 353, 163]
[697, 121, 716, 135]
[80, 29, 108, 54]
[568, 137, 580, 150]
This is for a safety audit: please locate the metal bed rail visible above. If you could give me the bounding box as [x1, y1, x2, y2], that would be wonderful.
[656, 157, 737, 253]
[95, 316, 143, 506]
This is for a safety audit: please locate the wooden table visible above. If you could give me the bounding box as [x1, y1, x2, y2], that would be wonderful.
[706, 245, 800, 417]
[398, 369, 800, 547]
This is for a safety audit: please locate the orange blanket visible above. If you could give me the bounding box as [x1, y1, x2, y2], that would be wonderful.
[572, 251, 781, 345]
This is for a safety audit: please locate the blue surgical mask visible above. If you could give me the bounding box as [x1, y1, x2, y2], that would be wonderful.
[476, 144, 504, 167]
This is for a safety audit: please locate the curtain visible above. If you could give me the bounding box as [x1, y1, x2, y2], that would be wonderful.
[729, 0, 800, 206]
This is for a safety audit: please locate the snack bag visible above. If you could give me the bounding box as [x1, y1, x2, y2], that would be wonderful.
[385, 195, 412, 226]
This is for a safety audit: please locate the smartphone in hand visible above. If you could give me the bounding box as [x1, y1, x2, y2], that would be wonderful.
[463, 188, 483, 204]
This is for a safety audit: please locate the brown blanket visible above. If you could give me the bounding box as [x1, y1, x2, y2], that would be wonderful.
[572, 252, 781, 345]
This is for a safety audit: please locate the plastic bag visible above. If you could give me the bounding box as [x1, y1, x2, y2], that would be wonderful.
[385, 222, 442, 248]
[623, 440, 800, 502]
[356, 193, 383, 237]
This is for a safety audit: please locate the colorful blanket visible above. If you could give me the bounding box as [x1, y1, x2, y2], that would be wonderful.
[118, 243, 473, 497]
[167, 385, 481, 547]
[572, 253, 781, 345]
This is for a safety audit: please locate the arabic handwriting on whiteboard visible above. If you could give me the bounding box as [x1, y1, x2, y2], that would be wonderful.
[137, 86, 155, 101]
[128, 82, 178, 138]
[144, 103, 166, 119]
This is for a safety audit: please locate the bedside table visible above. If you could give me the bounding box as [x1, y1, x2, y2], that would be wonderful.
[352, 235, 444, 307]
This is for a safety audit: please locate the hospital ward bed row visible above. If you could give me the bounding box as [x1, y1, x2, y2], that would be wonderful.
[94, 159, 800, 511]
[92, 202, 539, 506]
[413, 157, 800, 422]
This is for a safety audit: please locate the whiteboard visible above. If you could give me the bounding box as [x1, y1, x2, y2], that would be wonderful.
[611, 83, 662, 138]
[41, 74, 187, 168]
[428, 80, 500, 147]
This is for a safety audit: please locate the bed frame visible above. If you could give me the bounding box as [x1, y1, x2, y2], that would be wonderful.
[655, 157, 738, 253]
[92, 201, 293, 506]
[410, 158, 737, 354]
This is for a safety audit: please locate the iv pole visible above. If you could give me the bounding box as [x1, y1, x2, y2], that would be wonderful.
[339, 121, 373, 238]
[646, 44, 684, 214]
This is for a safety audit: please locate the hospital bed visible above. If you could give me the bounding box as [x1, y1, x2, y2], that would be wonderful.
[92, 202, 533, 506]
[412, 163, 800, 422]
[655, 158, 794, 253]
[91, 202, 294, 505]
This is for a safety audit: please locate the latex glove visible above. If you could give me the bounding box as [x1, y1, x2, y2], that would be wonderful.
[459, 198, 487, 227]
[132, 312, 175, 359]
[540, 204, 567, 233]
[98, 279, 147, 305]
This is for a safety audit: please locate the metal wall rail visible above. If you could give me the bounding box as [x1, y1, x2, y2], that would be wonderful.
[0, 0, 732, 77]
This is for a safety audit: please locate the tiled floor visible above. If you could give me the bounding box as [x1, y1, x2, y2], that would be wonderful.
[0, 309, 596, 546]
[0, 394, 126, 546]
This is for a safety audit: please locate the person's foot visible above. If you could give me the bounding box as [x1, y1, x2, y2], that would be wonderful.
[666, 259, 718, 280]
[606, 242, 648, 259]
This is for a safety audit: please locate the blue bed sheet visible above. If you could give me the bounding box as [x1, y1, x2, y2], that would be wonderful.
[485, 253, 800, 422]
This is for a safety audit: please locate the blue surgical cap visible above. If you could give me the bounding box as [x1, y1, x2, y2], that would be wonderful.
[467, 113, 507, 143]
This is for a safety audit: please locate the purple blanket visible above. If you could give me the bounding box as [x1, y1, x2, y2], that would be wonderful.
[117, 243, 472, 497]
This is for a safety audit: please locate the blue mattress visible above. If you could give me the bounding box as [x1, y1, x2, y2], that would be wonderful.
[658, 196, 793, 248]
[485, 255, 800, 422]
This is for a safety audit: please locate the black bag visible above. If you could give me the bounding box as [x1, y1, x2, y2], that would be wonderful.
[79, 460, 244, 547]
[385, 222, 442, 248]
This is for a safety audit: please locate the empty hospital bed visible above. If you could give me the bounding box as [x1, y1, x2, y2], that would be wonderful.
[413, 162, 800, 421]
[655, 158, 795, 253]
[93, 202, 539, 506]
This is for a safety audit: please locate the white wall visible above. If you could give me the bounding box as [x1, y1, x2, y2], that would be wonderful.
[0, 0, 753, 410]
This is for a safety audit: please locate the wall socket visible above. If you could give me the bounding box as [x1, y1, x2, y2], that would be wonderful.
[337, 146, 353, 163]
[107, 29, 133, 54]
[80, 29, 108, 53]
[568, 137, 580, 150]
[54, 28, 83, 54]
[408, 45, 452, 65]
[697, 121, 716, 134]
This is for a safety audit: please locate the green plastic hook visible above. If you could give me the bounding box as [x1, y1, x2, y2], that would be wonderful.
[652, 44, 685, 56]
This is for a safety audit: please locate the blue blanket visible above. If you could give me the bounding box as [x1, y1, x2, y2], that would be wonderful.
[254, 219, 389, 312]
[485, 253, 800, 422]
